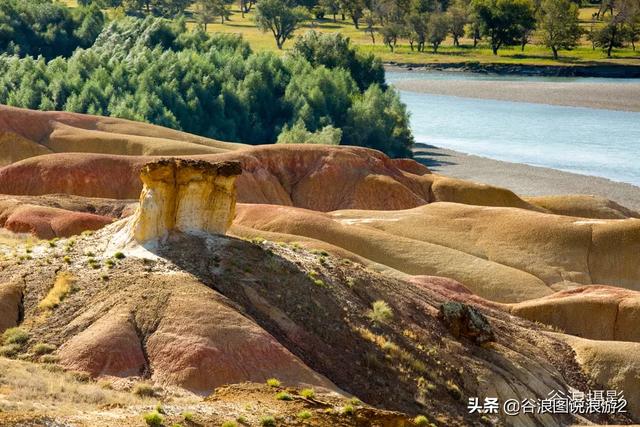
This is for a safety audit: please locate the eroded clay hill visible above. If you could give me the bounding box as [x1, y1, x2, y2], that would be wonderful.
[1, 109, 640, 425]
[0, 104, 244, 166]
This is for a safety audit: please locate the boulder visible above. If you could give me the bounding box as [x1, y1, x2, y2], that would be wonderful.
[439, 301, 495, 344]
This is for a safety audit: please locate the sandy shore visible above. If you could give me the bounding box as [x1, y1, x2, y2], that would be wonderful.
[414, 143, 640, 210]
[392, 78, 640, 112]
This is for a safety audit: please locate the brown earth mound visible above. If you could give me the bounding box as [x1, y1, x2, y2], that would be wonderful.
[1, 227, 630, 426]
[510, 286, 640, 342]
[232, 202, 640, 302]
[0, 203, 113, 239]
[0, 105, 243, 164]
[526, 194, 640, 219]
[0, 146, 555, 214]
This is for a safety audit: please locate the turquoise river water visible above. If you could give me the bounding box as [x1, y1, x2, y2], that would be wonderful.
[386, 71, 640, 186]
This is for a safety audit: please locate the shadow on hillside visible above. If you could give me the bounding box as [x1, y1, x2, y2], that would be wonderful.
[412, 142, 457, 171]
[153, 232, 432, 415]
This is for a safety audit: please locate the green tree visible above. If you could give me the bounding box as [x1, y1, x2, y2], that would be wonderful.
[538, 0, 582, 59]
[427, 13, 449, 52]
[341, 0, 365, 28]
[447, 0, 468, 46]
[471, 0, 536, 54]
[344, 85, 414, 158]
[320, 0, 341, 21]
[291, 31, 385, 90]
[406, 13, 428, 51]
[380, 21, 404, 51]
[196, 0, 231, 28]
[254, 0, 308, 49]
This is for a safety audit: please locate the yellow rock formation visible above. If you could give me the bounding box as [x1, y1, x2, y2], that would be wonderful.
[132, 159, 242, 242]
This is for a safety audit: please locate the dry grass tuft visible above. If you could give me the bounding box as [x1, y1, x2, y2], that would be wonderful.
[38, 272, 76, 311]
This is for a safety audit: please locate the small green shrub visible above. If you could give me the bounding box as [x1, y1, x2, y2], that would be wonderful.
[298, 410, 312, 419]
[114, 251, 125, 260]
[2, 327, 29, 345]
[367, 300, 393, 324]
[350, 397, 362, 406]
[32, 343, 56, 355]
[266, 378, 281, 387]
[182, 411, 194, 421]
[222, 421, 238, 427]
[133, 382, 156, 397]
[63, 255, 71, 264]
[260, 416, 276, 427]
[414, 415, 429, 426]
[155, 403, 165, 414]
[236, 415, 248, 423]
[143, 411, 164, 426]
[300, 388, 315, 399]
[341, 405, 355, 415]
[313, 279, 325, 287]
[275, 391, 293, 401]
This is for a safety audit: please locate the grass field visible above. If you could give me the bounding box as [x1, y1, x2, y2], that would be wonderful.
[192, 6, 640, 66]
[64, 1, 640, 67]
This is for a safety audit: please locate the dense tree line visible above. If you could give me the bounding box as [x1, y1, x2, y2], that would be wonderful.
[0, 18, 413, 157]
[74, 0, 640, 57]
[0, 0, 105, 60]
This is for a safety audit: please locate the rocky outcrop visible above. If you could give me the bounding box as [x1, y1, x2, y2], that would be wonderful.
[439, 301, 495, 344]
[132, 159, 242, 242]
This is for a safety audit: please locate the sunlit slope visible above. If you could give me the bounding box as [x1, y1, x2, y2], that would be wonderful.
[0, 104, 245, 165]
[233, 202, 640, 303]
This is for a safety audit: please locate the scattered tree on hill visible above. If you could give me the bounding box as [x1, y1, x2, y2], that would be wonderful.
[381, 21, 404, 51]
[538, 0, 582, 59]
[471, 0, 536, 54]
[320, 0, 341, 21]
[239, 0, 255, 17]
[406, 13, 428, 51]
[363, 9, 378, 43]
[427, 13, 450, 52]
[254, 0, 308, 49]
[447, 0, 469, 46]
[196, 0, 232, 27]
[341, 0, 366, 28]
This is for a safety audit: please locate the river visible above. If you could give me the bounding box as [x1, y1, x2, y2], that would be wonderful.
[387, 71, 640, 186]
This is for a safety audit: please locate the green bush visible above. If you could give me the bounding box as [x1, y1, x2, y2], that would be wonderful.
[32, 343, 56, 355]
[2, 327, 29, 345]
[275, 391, 293, 401]
[143, 411, 164, 426]
[297, 410, 312, 419]
[266, 378, 281, 387]
[414, 415, 429, 426]
[221, 421, 238, 427]
[341, 404, 355, 415]
[0, 0, 104, 59]
[0, 18, 413, 158]
[260, 416, 276, 427]
[299, 388, 315, 399]
[367, 300, 394, 324]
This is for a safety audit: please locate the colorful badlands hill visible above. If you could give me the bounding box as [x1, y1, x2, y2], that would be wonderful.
[0, 105, 638, 426]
